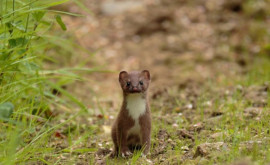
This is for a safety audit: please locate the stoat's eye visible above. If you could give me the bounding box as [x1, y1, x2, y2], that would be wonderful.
[126, 82, 131, 87]
[139, 81, 143, 85]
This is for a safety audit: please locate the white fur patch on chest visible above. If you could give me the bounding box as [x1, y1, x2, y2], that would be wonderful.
[126, 94, 146, 120]
[126, 94, 146, 139]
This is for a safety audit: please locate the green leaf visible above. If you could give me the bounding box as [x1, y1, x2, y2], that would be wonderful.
[42, 0, 70, 8]
[5, 22, 12, 29]
[19, 62, 40, 72]
[32, 11, 46, 22]
[0, 102, 14, 120]
[0, 33, 9, 40]
[0, 51, 9, 61]
[11, 21, 26, 32]
[8, 39, 17, 48]
[8, 38, 28, 48]
[55, 15, 67, 31]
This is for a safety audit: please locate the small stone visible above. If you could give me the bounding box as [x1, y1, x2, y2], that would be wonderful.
[210, 132, 223, 139]
[189, 122, 204, 132]
[146, 159, 153, 164]
[204, 101, 212, 106]
[181, 146, 189, 151]
[194, 142, 228, 157]
[244, 107, 262, 118]
[187, 104, 193, 109]
[172, 123, 178, 128]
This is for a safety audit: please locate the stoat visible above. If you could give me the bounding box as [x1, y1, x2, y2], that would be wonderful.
[111, 70, 151, 157]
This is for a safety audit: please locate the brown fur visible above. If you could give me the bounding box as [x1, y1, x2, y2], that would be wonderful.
[111, 70, 151, 157]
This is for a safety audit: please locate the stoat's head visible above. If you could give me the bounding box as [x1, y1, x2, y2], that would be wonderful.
[119, 70, 151, 94]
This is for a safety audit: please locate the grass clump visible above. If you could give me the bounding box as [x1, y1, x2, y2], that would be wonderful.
[0, 0, 90, 164]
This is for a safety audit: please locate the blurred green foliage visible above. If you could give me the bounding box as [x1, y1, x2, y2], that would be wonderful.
[0, 0, 89, 163]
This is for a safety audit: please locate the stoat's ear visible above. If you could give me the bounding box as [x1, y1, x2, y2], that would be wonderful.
[141, 70, 150, 80]
[119, 71, 128, 82]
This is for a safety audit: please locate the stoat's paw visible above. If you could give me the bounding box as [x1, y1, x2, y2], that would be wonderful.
[120, 149, 132, 158]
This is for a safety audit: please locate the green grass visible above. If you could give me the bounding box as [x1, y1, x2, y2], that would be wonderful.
[0, 0, 97, 164]
[147, 57, 270, 165]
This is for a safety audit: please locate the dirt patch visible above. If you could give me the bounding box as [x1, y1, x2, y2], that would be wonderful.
[56, 0, 265, 104]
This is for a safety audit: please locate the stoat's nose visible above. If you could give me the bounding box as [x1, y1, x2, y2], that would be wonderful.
[131, 86, 140, 92]
[132, 87, 138, 91]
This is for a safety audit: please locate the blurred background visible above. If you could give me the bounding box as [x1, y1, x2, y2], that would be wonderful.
[54, 0, 270, 103]
[1, 0, 270, 164]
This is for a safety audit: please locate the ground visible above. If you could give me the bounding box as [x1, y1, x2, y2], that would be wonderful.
[42, 0, 270, 164]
